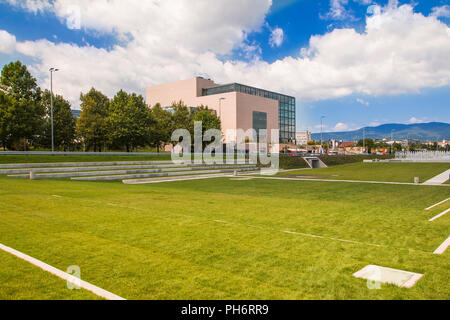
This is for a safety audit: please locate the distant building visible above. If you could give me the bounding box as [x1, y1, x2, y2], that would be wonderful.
[296, 130, 311, 145]
[340, 142, 356, 148]
[71, 109, 81, 118]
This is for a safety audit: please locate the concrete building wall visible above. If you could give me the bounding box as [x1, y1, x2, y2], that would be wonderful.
[146, 77, 216, 107]
[196, 92, 238, 142]
[235, 92, 279, 143]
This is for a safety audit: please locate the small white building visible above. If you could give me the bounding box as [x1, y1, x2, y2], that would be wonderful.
[296, 130, 311, 146]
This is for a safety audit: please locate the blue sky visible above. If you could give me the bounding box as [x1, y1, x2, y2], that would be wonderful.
[0, 0, 449, 133]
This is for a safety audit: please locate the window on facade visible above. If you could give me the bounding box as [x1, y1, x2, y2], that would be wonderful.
[253, 111, 267, 142]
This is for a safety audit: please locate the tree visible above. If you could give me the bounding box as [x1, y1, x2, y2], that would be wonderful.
[106, 90, 155, 152]
[0, 91, 13, 150]
[357, 138, 375, 153]
[191, 108, 222, 149]
[171, 100, 194, 133]
[40, 90, 76, 151]
[0, 61, 44, 150]
[151, 103, 173, 153]
[76, 88, 110, 152]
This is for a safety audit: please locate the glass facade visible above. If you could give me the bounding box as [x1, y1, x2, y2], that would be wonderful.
[202, 83, 296, 143]
[252, 111, 267, 142]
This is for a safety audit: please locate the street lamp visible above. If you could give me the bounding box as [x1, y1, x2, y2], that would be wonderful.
[320, 115, 326, 155]
[391, 129, 395, 154]
[49, 67, 59, 152]
[218, 97, 226, 119]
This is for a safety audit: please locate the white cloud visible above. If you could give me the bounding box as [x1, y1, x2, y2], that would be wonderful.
[0, 30, 16, 54]
[326, 0, 352, 20]
[431, 5, 450, 18]
[4, 0, 51, 13]
[356, 98, 369, 106]
[407, 117, 427, 124]
[0, 1, 449, 109]
[269, 27, 284, 47]
[334, 122, 349, 131]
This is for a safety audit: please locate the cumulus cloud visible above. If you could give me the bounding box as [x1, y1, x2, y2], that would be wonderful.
[407, 117, 427, 124]
[1, 1, 449, 109]
[325, 0, 352, 20]
[431, 5, 450, 18]
[0, 30, 16, 54]
[4, 0, 51, 13]
[334, 122, 349, 131]
[269, 27, 284, 48]
[356, 98, 369, 106]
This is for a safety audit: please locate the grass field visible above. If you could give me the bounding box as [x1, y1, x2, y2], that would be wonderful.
[0, 161, 449, 300]
[276, 162, 450, 183]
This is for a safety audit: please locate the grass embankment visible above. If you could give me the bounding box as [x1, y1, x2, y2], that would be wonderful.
[0, 174, 449, 299]
[277, 162, 450, 183]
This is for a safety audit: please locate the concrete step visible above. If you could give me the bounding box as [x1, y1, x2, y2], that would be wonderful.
[123, 173, 235, 184]
[71, 168, 258, 181]
[9, 165, 257, 179]
[0, 163, 253, 175]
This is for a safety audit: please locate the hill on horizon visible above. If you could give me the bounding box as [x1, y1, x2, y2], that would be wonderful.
[310, 122, 450, 142]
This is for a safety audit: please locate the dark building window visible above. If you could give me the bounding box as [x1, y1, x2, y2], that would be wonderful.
[253, 111, 267, 142]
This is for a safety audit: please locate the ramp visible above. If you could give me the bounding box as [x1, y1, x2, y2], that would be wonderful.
[423, 169, 450, 185]
[303, 157, 328, 169]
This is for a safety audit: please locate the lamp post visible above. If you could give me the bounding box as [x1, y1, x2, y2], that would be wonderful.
[363, 126, 366, 154]
[320, 116, 326, 155]
[219, 97, 226, 119]
[391, 129, 395, 155]
[49, 67, 59, 152]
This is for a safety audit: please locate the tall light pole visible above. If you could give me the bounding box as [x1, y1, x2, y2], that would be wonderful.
[363, 126, 366, 154]
[391, 129, 395, 154]
[320, 115, 326, 155]
[218, 97, 226, 119]
[49, 67, 59, 152]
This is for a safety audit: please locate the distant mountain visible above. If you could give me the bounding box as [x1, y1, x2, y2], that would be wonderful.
[311, 122, 450, 142]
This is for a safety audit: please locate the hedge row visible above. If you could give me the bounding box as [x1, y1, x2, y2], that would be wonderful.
[318, 154, 395, 166]
[279, 156, 309, 169]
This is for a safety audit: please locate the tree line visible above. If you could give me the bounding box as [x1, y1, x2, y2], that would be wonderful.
[0, 61, 221, 152]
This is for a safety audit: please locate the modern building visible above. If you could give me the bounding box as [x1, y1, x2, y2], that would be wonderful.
[296, 130, 311, 145]
[71, 109, 81, 118]
[146, 77, 296, 144]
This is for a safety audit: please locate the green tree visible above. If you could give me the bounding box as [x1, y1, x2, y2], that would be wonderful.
[357, 138, 375, 153]
[0, 61, 44, 150]
[151, 103, 173, 153]
[191, 107, 222, 148]
[76, 88, 110, 152]
[40, 90, 76, 151]
[171, 100, 194, 132]
[0, 91, 13, 150]
[106, 90, 155, 152]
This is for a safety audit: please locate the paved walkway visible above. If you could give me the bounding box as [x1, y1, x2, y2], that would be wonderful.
[423, 169, 450, 185]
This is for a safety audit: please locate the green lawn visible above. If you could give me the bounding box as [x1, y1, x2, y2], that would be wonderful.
[277, 162, 450, 183]
[0, 172, 449, 300]
[0, 250, 99, 300]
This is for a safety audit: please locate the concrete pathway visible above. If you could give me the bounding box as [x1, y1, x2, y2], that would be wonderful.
[243, 175, 450, 187]
[423, 169, 450, 185]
